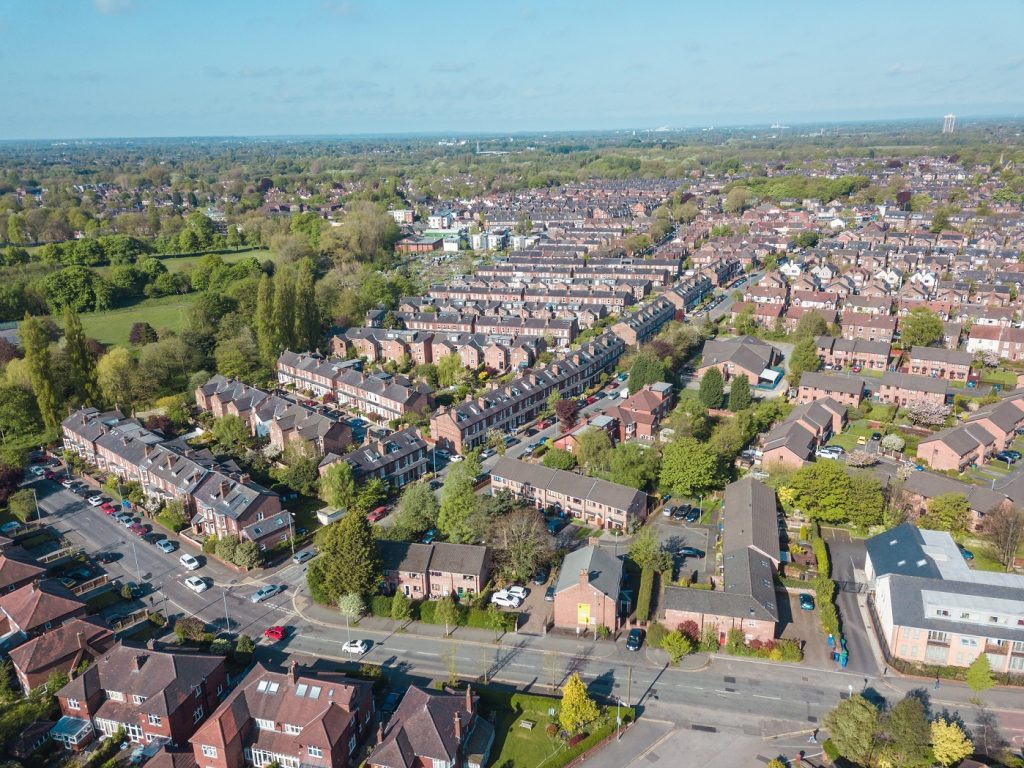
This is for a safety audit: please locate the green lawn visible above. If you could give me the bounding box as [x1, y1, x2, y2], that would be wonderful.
[78, 294, 199, 345]
[967, 546, 1008, 573]
[827, 420, 875, 452]
[154, 247, 279, 273]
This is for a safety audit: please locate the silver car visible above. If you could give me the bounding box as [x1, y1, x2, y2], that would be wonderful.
[250, 584, 283, 603]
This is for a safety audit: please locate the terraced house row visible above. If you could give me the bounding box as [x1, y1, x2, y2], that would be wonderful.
[430, 333, 625, 454]
[62, 409, 289, 550]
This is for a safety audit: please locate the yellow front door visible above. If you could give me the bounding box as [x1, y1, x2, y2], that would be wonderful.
[577, 603, 591, 625]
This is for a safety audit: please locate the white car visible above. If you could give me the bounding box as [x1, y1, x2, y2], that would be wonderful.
[507, 585, 528, 600]
[87, 496, 104, 507]
[490, 590, 523, 609]
[179, 554, 200, 570]
[184, 576, 208, 594]
[342, 639, 369, 655]
[449, 454, 464, 463]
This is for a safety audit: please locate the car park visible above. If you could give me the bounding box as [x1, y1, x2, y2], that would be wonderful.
[185, 576, 208, 594]
[677, 546, 706, 559]
[155, 539, 176, 554]
[292, 549, 316, 564]
[685, 507, 701, 523]
[342, 639, 369, 655]
[250, 584, 283, 603]
[264, 625, 287, 642]
[799, 593, 815, 611]
[490, 590, 523, 608]
[180, 554, 201, 570]
[625, 628, 645, 651]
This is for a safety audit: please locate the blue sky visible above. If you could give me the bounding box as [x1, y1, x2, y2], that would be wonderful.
[2, 0, 1023, 139]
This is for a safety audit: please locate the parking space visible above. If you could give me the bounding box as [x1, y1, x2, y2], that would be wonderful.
[778, 590, 830, 666]
[651, 516, 714, 581]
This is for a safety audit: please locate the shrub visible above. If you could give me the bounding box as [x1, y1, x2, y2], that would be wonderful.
[174, 616, 207, 642]
[725, 628, 746, 655]
[596, 625, 610, 640]
[699, 625, 719, 652]
[775, 639, 803, 662]
[822, 739, 840, 762]
[147, 611, 166, 627]
[567, 733, 586, 748]
[209, 638, 232, 656]
[235, 634, 255, 658]
[662, 630, 694, 664]
[202, 536, 217, 554]
[418, 600, 437, 624]
[646, 621, 668, 648]
[545, 723, 558, 737]
[369, 595, 394, 618]
[635, 567, 654, 623]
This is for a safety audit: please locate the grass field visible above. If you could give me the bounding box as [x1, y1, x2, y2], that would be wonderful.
[79, 294, 198, 345]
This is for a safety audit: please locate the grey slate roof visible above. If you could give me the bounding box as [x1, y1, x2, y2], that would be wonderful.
[878, 372, 949, 396]
[798, 371, 865, 396]
[554, 545, 623, 600]
[490, 456, 646, 517]
[722, 477, 781, 563]
[864, 523, 942, 580]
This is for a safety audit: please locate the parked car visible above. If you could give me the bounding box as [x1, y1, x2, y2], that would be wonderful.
[480, 448, 496, 459]
[625, 628, 645, 651]
[342, 639, 369, 655]
[677, 546, 706, 559]
[86, 495, 105, 507]
[685, 507, 701, 523]
[128, 523, 147, 537]
[250, 584, 283, 603]
[798, 593, 815, 611]
[506, 585, 528, 600]
[155, 539, 176, 554]
[490, 590, 523, 608]
[958, 545, 975, 561]
[532, 567, 549, 585]
[871, 432, 882, 441]
[545, 586, 555, 601]
[60, 479, 75, 489]
[292, 548, 316, 564]
[367, 506, 389, 523]
[672, 506, 692, 521]
[95, 552, 118, 564]
[179, 554, 201, 570]
[184, 576, 208, 594]
[546, 518, 567, 535]
[263, 625, 287, 642]
[996, 451, 1017, 465]
[421, 528, 438, 544]
[382, 691, 403, 715]
[0, 521, 21, 535]
[856, 436, 867, 446]
[100, 502, 117, 515]
[1004, 449, 1022, 461]
[662, 504, 676, 517]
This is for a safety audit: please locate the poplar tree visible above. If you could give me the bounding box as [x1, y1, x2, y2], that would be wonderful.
[64, 306, 102, 406]
[254, 273, 276, 364]
[293, 259, 319, 351]
[271, 267, 297, 352]
[20, 314, 62, 431]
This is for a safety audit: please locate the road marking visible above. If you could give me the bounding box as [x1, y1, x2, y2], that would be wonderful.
[752, 694, 782, 701]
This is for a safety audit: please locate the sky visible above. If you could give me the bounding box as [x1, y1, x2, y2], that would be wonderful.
[2, 0, 1023, 140]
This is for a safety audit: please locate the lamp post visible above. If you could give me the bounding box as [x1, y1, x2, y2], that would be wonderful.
[129, 538, 141, 581]
[287, 513, 295, 556]
[223, 588, 231, 631]
[32, 488, 41, 523]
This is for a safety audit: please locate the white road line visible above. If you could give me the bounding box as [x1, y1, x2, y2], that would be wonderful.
[752, 694, 782, 701]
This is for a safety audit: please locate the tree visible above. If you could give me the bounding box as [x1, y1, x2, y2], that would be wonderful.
[234, 634, 255, 658]
[338, 593, 365, 639]
[905, 399, 951, 426]
[436, 353, 466, 388]
[878, 695, 932, 768]
[352, 477, 387, 516]
[822, 694, 880, 767]
[394, 481, 439, 538]
[900, 307, 944, 348]
[271, 267, 297, 352]
[724, 186, 751, 214]
[847, 472, 884, 529]
[63, 307, 102, 407]
[983, 501, 1024, 571]
[728, 374, 751, 411]
[628, 354, 669, 394]
[211, 414, 251, 455]
[660, 437, 720, 497]
[489, 507, 550, 581]
[921, 493, 970, 535]
[254, 273, 277, 364]
[931, 718, 973, 767]
[599, 443, 660, 490]
[629, 527, 670, 571]
[319, 460, 357, 510]
[307, 509, 380, 603]
[0, 384, 42, 442]
[966, 652, 994, 693]
[129, 321, 158, 346]
[96, 347, 137, 410]
[794, 311, 829, 339]
[8, 489, 36, 523]
[293, 259, 320, 350]
[880, 433, 906, 452]
[787, 461, 853, 523]
[543, 447, 577, 470]
[486, 602, 511, 640]
[20, 315, 62, 431]
[661, 630, 695, 664]
[390, 589, 412, 622]
[577, 427, 613, 471]
[698, 367, 724, 409]
[435, 595, 460, 637]
[235, 540, 263, 569]
[438, 453, 481, 543]
[787, 336, 821, 388]
[554, 399, 579, 432]
[846, 449, 879, 468]
[559, 672, 600, 736]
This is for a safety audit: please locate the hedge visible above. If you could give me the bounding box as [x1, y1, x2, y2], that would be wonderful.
[414, 600, 518, 631]
[636, 567, 654, 622]
[810, 529, 841, 640]
[369, 595, 394, 617]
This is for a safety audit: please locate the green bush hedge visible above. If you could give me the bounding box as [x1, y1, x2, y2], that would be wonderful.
[369, 595, 394, 617]
[636, 567, 654, 622]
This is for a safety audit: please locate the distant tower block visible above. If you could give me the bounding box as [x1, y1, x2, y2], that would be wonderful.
[942, 114, 956, 134]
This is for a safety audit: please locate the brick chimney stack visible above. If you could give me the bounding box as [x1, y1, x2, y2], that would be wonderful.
[76, 631, 87, 651]
[465, 685, 472, 712]
[289, 660, 299, 684]
[579, 568, 588, 589]
[453, 712, 462, 742]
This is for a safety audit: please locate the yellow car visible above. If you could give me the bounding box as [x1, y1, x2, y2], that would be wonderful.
[857, 436, 867, 446]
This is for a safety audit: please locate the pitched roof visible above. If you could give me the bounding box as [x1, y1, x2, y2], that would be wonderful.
[368, 686, 484, 768]
[797, 371, 865, 396]
[0, 579, 85, 634]
[7, 617, 113, 682]
[554, 545, 623, 600]
[490, 456, 646, 516]
[864, 523, 942, 580]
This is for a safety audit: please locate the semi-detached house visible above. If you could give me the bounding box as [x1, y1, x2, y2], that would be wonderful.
[318, 427, 429, 490]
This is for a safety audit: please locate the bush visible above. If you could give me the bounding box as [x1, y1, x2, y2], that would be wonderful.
[635, 567, 654, 623]
[147, 611, 166, 627]
[209, 638, 232, 655]
[235, 634, 255, 658]
[369, 595, 394, 617]
[545, 723, 558, 737]
[822, 739, 840, 762]
[202, 536, 217, 554]
[174, 616, 207, 642]
[417, 600, 436, 624]
[699, 625, 719, 652]
[646, 621, 668, 648]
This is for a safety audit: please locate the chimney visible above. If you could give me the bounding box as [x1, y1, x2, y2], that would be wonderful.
[376, 722, 384, 744]
[579, 568, 588, 589]
[144, 444, 153, 457]
[454, 712, 462, 743]
[465, 685, 472, 713]
[238, 473, 250, 485]
[76, 631, 87, 651]
[219, 480, 231, 499]
[289, 660, 299, 684]
[132, 654, 146, 672]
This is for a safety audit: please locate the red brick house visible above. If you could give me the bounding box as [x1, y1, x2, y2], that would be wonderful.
[876, 372, 949, 407]
[377, 541, 491, 600]
[0, 580, 87, 646]
[0, 553, 46, 594]
[552, 546, 624, 633]
[602, 382, 673, 442]
[795, 371, 865, 407]
[839, 312, 897, 343]
[916, 423, 997, 472]
[907, 346, 973, 381]
[815, 337, 891, 371]
[190, 662, 373, 768]
[8, 617, 113, 693]
[53, 642, 226, 750]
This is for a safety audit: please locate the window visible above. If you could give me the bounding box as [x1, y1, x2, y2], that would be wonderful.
[256, 719, 275, 731]
[193, 706, 204, 724]
[960, 637, 978, 647]
[348, 735, 357, 754]
[194, 686, 203, 698]
[202, 746, 218, 758]
[935, 609, 950, 618]
[285, 724, 302, 735]
[108, 690, 125, 702]
[308, 746, 323, 759]
[66, 698, 80, 710]
[990, 616, 1000, 624]
[133, 695, 146, 704]
[148, 714, 162, 726]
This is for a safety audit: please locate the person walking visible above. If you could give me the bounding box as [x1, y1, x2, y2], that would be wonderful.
[934, 676, 941, 690]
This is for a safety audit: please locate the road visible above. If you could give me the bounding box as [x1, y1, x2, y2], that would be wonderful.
[30, 478, 298, 639]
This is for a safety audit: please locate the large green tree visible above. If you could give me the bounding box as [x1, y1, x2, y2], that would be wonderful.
[921, 493, 970, 535]
[394, 481, 439, 538]
[576, 427, 613, 472]
[438, 453, 481, 543]
[20, 314, 62, 432]
[900, 307, 944, 348]
[63, 307, 102, 406]
[965, 652, 994, 693]
[271, 267, 297, 352]
[660, 437, 720, 497]
[0, 384, 42, 442]
[787, 336, 820, 388]
[293, 259, 319, 350]
[728, 373, 752, 411]
[877, 696, 932, 768]
[786, 461, 855, 523]
[822, 694, 879, 767]
[628, 353, 669, 394]
[254, 273, 277, 364]
[698, 367, 724, 409]
[308, 510, 380, 603]
[931, 718, 973, 767]
[559, 673, 600, 736]
[599, 443, 660, 490]
[319, 460, 357, 510]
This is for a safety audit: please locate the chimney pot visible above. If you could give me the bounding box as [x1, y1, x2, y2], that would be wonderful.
[579, 568, 588, 589]
[132, 654, 145, 671]
[465, 685, 472, 712]
[376, 722, 384, 744]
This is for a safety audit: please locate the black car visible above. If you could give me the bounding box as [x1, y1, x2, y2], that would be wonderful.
[95, 552, 118, 564]
[382, 691, 403, 715]
[625, 628, 645, 651]
[532, 567, 549, 585]
[544, 585, 555, 601]
[677, 546, 706, 559]
[546, 518, 567, 535]
[870, 432, 882, 441]
[672, 505, 692, 520]
[685, 507, 701, 523]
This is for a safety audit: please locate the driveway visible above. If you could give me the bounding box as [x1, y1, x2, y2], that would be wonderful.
[820, 528, 878, 676]
[778, 590, 831, 668]
[652, 516, 715, 583]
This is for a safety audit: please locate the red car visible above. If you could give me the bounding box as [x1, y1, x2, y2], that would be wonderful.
[43, 470, 56, 480]
[128, 523, 147, 537]
[100, 502, 117, 515]
[264, 625, 287, 642]
[367, 506, 389, 523]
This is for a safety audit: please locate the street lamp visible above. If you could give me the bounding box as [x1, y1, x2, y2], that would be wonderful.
[222, 588, 231, 631]
[129, 538, 141, 581]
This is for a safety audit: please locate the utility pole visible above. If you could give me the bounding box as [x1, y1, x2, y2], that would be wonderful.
[223, 588, 230, 631]
[130, 539, 141, 581]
